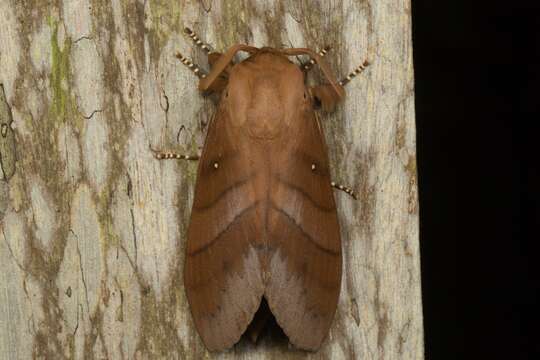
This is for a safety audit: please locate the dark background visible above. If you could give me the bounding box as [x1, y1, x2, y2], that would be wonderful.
[412, 1, 537, 359]
[412, 1, 458, 357]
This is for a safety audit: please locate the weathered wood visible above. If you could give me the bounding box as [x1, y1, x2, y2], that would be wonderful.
[0, 0, 422, 359]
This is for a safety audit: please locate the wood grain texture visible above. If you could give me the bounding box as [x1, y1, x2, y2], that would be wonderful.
[0, 0, 422, 359]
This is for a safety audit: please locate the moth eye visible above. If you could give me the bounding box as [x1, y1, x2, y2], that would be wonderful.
[303, 92, 307, 100]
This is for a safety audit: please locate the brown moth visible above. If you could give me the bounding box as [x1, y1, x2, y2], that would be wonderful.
[154, 28, 368, 351]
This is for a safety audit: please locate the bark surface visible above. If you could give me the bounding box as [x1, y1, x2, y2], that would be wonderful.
[0, 0, 422, 359]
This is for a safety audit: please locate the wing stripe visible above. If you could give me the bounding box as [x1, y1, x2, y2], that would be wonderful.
[274, 174, 335, 212]
[193, 174, 255, 211]
[188, 201, 260, 257]
[269, 203, 340, 256]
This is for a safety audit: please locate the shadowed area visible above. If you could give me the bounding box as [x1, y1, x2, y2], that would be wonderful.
[242, 298, 288, 347]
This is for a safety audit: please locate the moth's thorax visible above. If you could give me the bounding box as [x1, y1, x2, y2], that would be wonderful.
[224, 50, 308, 140]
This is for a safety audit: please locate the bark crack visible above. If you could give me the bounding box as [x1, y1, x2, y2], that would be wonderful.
[199, 0, 212, 13]
[80, 109, 103, 120]
[374, 273, 390, 352]
[74, 36, 93, 44]
[176, 125, 185, 144]
[398, 318, 411, 355]
[130, 208, 138, 264]
[1, 227, 25, 271]
[73, 303, 82, 336]
[72, 229, 90, 313]
[350, 297, 361, 326]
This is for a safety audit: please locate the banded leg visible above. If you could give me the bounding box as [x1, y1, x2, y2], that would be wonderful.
[151, 147, 200, 161]
[175, 52, 207, 79]
[303, 46, 330, 71]
[181, 27, 226, 86]
[331, 181, 357, 200]
[339, 60, 369, 86]
[184, 27, 214, 54]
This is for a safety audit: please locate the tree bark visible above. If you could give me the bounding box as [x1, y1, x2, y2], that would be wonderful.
[0, 0, 422, 359]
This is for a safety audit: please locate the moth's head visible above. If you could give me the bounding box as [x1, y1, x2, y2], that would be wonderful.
[220, 49, 310, 138]
[199, 45, 345, 125]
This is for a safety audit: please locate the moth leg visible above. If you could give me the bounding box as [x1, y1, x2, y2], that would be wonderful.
[175, 52, 208, 79]
[150, 147, 200, 161]
[331, 181, 357, 200]
[184, 27, 226, 70]
[309, 59, 369, 112]
[182, 27, 233, 93]
[302, 46, 330, 72]
[338, 60, 370, 86]
[184, 27, 215, 55]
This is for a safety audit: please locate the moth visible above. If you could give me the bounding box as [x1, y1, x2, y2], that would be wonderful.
[153, 28, 368, 351]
